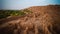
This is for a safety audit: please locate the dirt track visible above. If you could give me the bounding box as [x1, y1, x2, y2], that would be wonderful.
[0, 5, 60, 34]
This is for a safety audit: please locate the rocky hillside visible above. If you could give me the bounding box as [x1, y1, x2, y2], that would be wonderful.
[0, 5, 60, 34]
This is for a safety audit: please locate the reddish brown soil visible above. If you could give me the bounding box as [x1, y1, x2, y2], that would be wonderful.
[0, 5, 60, 34]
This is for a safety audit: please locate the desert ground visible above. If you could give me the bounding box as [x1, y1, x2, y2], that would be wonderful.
[0, 5, 60, 34]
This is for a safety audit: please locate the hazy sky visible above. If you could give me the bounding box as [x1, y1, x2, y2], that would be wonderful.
[0, 0, 60, 10]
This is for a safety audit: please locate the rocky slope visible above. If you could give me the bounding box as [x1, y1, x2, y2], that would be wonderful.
[0, 5, 60, 34]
